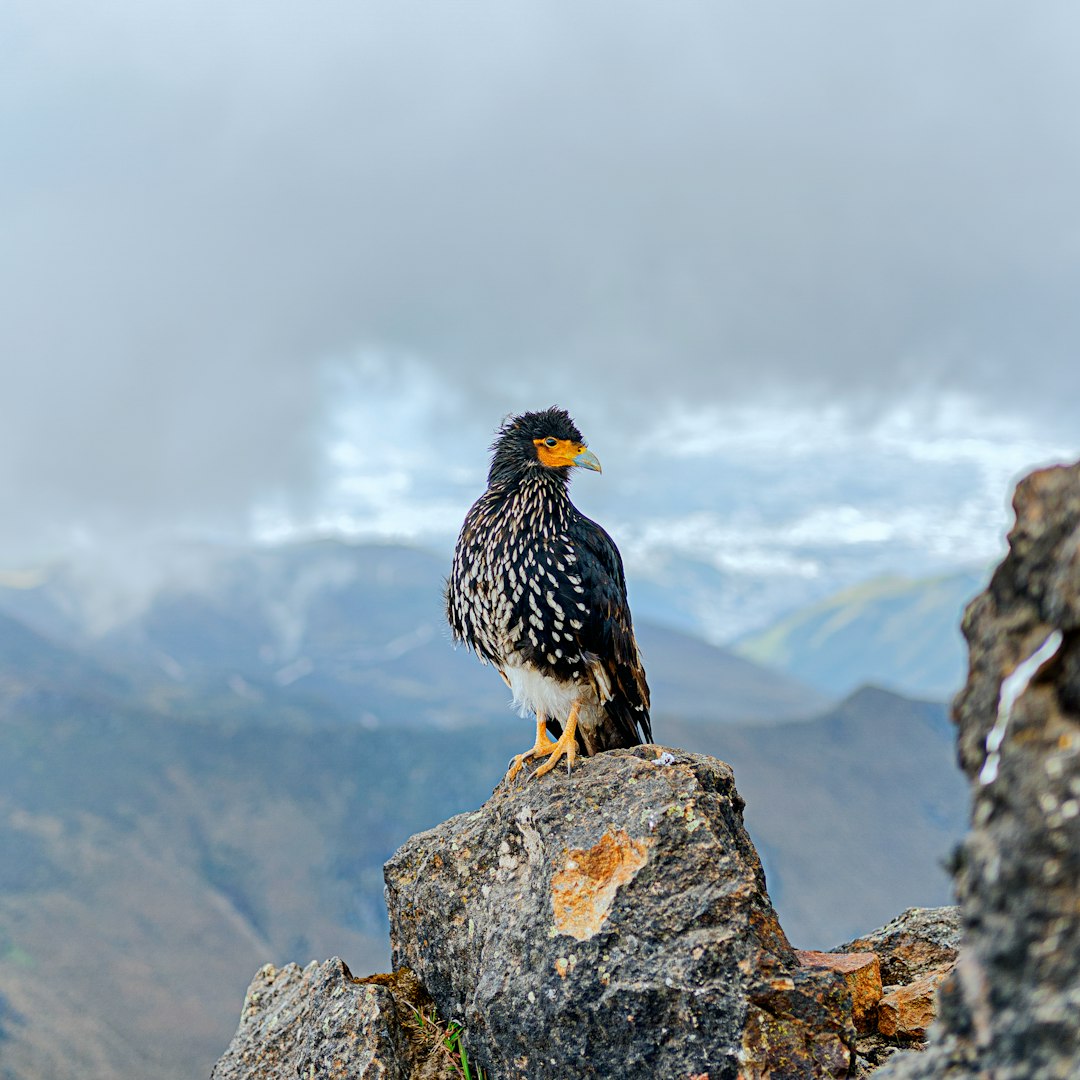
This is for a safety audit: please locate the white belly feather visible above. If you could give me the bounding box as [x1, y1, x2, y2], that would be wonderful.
[503, 662, 583, 720]
[502, 656, 612, 756]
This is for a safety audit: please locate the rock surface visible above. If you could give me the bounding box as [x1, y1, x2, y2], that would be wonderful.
[210, 958, 455, 1080]
[876, 972, 947, 1040]
[813, 906, 960, 1075]
[833, 905, 960, 988]
[880, 460, 1080, 1079]
[796, 950, 882, 1033]
[212, 771, 963, 1079]
[385, 745, 856, 1080]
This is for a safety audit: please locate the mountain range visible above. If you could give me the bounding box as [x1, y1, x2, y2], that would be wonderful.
[734, 568, 988, 700]
[0, 540, 831, 729]
[0, 540, 968, 1080]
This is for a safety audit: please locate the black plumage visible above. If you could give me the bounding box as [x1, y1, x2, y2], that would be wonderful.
[447, 407, 651, 778]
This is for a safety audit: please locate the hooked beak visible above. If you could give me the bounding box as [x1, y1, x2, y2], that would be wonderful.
[573, 448, 602, 473]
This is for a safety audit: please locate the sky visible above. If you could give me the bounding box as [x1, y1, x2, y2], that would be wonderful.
[3, 1, 1079, 634]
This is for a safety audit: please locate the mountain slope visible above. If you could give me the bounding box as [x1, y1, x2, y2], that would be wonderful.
[0, 608, 125, 700]
[0, 551, 966, 1079]
[634, 620, 829, 724]
[734, 569, 988, 700]
[0, 653, 963, 1079]
[0, 677, 499, 1079]
[0, 540, 830, 726]
[665, 686, 966, 946]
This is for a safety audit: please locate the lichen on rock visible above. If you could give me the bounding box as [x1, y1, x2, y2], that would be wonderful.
[550, 828, 652, 940]
[384, 745, 856, 1080]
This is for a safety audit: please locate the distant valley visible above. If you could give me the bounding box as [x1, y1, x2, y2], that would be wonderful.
[0, 540, 968, 1080]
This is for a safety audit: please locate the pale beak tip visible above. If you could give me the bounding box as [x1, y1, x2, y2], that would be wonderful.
[573, 449, 602, 473]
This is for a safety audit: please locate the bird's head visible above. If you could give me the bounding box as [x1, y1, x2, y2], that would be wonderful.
[487, 407, 602, 486]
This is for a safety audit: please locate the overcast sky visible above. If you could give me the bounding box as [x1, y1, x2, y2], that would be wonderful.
[3, 1, 1079, 589]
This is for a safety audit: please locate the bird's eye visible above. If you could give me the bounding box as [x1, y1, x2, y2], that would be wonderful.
[544, 437, 558, 447]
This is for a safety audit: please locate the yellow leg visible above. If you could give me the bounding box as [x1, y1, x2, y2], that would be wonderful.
[532, 702, 580, 779]
[505, 714, 558, 783]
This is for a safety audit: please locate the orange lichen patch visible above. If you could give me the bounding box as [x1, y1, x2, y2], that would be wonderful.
[877, 970, 947, 1039]
[796, 950, 883, 1033]
[551, 830, 651, 941]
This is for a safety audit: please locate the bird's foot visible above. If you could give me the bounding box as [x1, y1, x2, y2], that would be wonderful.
[505, 716, 558, 783]
[505, 746, 550, 783]
[532, 702, 580, 779]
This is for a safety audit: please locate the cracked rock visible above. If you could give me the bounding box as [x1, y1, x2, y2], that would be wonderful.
[384, 745, 856, 1080]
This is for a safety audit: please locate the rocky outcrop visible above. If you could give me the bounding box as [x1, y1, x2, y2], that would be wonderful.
[211, 959, 415, 1080]
[214, 745, 884, 1079]
[383, 746, 856, 1079]
[834, 905, 960, 989]
[211, 762, 970, 1080]
[820, 906, 962, 1073]
[210, 958, 477, 1080]
[879, 460, 1080, 1079]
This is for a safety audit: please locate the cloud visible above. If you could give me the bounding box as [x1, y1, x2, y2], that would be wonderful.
[1, 1, 1079, 561]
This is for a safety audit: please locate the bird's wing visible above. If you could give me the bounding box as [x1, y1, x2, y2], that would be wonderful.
[570, 516, 652, 746]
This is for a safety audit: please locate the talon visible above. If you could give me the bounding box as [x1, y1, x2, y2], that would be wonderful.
[532, 702, 580, 779]
[503, 714, 557, 783]
[506, 748, 542, 783]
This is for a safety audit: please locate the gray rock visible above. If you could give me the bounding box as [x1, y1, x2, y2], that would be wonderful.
[211, 957, 445, 1080]
[384, 745, 855, 1080]
[880, 460, 1080, 1080]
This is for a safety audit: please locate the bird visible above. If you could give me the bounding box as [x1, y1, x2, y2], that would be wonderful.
[446, 407, 651, 780]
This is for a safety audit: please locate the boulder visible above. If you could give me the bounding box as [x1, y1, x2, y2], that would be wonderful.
[385, 745, 856, 1080]
[877, 972, 947, 1040]
[833, 905, 960, 987]
[210, 958, 453, 1080]
[213, 754, 973, 1078]
[796, 950, 882, 1033]
[880, 460, 1080, 1079]
[810, 906, 960, 1074]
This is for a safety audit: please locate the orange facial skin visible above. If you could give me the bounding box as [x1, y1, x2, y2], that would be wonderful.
[533, 438, 602, 472]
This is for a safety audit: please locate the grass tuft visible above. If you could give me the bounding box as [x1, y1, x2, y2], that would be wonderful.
[407, 1006, 487, 1079]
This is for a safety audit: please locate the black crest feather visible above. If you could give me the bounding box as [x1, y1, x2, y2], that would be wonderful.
[487, 406, 585, 486]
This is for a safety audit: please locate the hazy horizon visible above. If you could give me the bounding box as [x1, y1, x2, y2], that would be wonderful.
[3, 2, 1078, 632]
